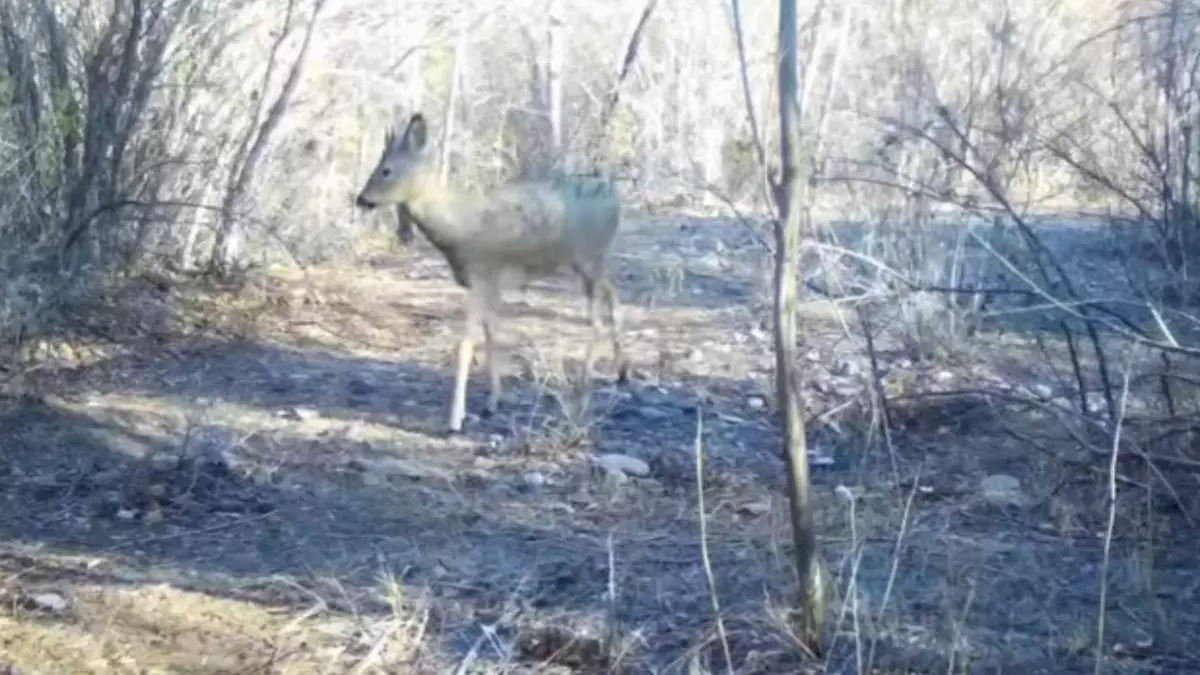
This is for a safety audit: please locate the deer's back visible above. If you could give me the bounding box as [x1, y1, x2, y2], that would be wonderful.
[455, 178, 621, 277]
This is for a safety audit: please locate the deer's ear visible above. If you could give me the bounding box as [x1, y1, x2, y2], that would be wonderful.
[388, 118, 411, 152]
[401, 113, 428, 153]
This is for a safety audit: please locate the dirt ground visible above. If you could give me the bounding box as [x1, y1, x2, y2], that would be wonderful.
[1, 213, 1198, 674]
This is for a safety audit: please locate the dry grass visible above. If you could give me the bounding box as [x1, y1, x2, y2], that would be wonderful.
[0, 569, 375, 674]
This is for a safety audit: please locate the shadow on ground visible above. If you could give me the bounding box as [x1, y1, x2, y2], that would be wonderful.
[0, 340, 808, 671]
[0, 391, 773, 670]
[42, 340, 783, 472]
[3, 330, 1198, 672]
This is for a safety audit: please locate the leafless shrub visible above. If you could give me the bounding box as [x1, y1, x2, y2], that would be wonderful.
[0, 0, 238, 361]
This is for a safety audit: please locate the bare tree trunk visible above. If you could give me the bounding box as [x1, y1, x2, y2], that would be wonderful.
[210, 0, 324, 274]
[598, 0, 658, 137]
[439, 27, 465, 186]
[546, 0, 565, 157]
[393, 26, 427, 249]
[391, 22, 469, 252]
[773, 0, 828, 655]
[180, 185, 214, 268]
[729, 0, 774, 214]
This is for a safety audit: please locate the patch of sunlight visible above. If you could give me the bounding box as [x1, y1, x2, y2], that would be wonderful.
[0, 582, 371, 674]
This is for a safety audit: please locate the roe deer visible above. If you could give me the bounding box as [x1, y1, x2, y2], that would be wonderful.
[354, 113, 628, 432]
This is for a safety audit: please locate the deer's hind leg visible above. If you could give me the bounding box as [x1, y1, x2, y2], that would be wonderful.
[580, 276, 602, 383]
[599, 276, 628, 383]
[481, 311, 502, 418]
[477, 281, 505, 418]
[580, 270, 627, 383]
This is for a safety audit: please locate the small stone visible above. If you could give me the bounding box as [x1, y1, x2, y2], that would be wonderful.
[747, 396, 765, 410]
[522, 472, 548, 487]
[594, 453, 650, 478]
[738, 501, 771, 517]
[935, 370, 955, 383]
[30, 592, 69, 613]
[1032, 383, 1053, 399]
[979, 474, 1027, 506]
[116, 508, 138, 521]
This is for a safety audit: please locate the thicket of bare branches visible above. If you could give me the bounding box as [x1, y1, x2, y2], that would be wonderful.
[4, 0, 1200, 469]
[808, 0, 1200, 446]
[0, 0, 321, 362]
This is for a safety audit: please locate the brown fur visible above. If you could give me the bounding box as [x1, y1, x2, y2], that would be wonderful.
[355, 113, 627, 432]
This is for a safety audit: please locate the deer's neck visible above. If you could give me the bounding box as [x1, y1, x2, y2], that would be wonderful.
[403, 178, 475, 250]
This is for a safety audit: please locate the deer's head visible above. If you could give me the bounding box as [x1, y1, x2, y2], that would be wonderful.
[355, 113, 431, 210]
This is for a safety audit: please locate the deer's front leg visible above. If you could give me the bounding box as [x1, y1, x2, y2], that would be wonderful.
[449, 335, 475, 433]
[449, 288, 487, 432]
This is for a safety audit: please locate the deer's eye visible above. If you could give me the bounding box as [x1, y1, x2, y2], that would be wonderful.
[381, 167, 392, 178]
